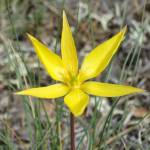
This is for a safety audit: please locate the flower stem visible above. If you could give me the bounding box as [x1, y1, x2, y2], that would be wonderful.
[70, 113, 75, 150]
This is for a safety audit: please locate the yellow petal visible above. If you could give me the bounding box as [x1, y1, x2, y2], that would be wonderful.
[15, 84, 69, 99]
[61, 11, 78, 77]
[64, 89, 89, 117]
[27, 34, 68, 82]
[81, 81, 144, 97]
[78, 27, 127, 82]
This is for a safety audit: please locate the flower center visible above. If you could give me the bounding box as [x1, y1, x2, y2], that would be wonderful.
[69, 76, 81, 90]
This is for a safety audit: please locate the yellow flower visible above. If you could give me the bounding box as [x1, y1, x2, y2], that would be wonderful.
[15, 11, 143, 117]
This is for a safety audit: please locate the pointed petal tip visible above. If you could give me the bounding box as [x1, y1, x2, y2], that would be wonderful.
[131, 86, 144, 93]
[63, 10, 65, 15]
[14, 89, 30, 96]
[26, 32, 30, 37]
[122, 25, 127, 34]
[14, 92, 18, 95]
[63, 10, 69, 26]
[129, 88, 145, 96]
[63, 10, 67, 25]
[14, 91, 23, 95]
[123, 25, 127, 31]
[118, 25, 127, 42]
[26, 33, 36, 42]
[136, 88, 145, 93]
[120, 25, 127, 37]
[63, 10, 66, 18]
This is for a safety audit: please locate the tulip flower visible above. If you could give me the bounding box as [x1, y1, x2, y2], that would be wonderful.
[15, 11, 143, 117]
